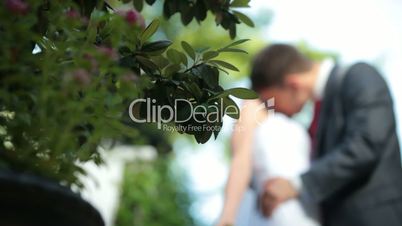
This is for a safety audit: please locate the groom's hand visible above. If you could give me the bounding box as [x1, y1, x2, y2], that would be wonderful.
[261, 177, 299, 217]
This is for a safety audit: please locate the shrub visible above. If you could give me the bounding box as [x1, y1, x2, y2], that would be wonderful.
[0, 0, 255, 187]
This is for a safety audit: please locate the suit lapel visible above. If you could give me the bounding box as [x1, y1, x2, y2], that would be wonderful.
[315, 65, 339, 158]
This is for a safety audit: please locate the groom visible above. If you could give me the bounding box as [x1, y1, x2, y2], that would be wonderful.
[252, 44, 402, 226]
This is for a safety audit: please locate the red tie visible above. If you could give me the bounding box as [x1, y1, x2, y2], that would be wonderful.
[308, 100, 321, 159]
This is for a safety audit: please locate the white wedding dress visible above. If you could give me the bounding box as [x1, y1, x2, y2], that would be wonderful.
[236, 113, 320, 226]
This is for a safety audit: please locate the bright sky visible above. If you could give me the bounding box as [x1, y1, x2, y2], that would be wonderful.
[252, 0, 402, 62]
[175, 0, 402, 225]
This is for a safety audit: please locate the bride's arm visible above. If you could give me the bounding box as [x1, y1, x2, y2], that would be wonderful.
[216, 100, 265, 226]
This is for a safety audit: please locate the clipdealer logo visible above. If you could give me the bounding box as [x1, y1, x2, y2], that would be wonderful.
[128, 98, 239, 129]
[128, 98, 275, 132]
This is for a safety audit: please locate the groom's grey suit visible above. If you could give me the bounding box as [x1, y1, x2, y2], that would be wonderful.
[301, 63, 402, 226]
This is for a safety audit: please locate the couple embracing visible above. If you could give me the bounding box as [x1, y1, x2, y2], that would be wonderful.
[217, 44, 402, 226]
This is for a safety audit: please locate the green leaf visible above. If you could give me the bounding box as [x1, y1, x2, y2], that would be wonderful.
[105, 95, 123, 107]
[192, 65, 219, 89]
[163, 0, 178, 18]
[216, 67, 229, 75]
[145, 0, 156, 5]
[152, 55, 170, 69]
[221, 39, 250, 50]
[140, 19, 160, 43]
[136, 56, 159, 72]
[194, 0, 207, 21]
[180, 4, 194, 25]
[167, 49, 181, 64]
[207, 63, 230, 74]
[218, 48, 248, 54]
[202, 66, 219, 89]
[141, 40, 172, 55]
[230, 0, 250, 7]
[194, 130, 213, 144]
[176, 103, 192, 122]
[185, 82, 203, 100]
[167, 49, 187, 66]
[180, 51, 188, 66]
[119, 46, 132, 56]
[87, 10, 106, 43]
[78, 0, 98, 17]
[233, 11, 255, 27]
[18, 113, 31, 126]
[133, 0, 144, 11]
[212, 121, 223, 139]
[202, 51, 219, 61]
[209, 60, 239, 72]
[164, 63, 181, 76]
[228, 87, 259, 99]
[229, 24, 236, 39]
[222, 96, 240, 119]
[211, 87, 258, 100]
[181, 41, 196, 60]
[119, 56, 136, 68]
[197, 47, 210, 53]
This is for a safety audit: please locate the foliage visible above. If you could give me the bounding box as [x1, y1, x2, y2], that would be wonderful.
[136, 37, 258, 144]
[142, 4, 270, 79]
[130, 0, 254, 39]
[0, 0, 256, 187]
[115, 159, 197, 226]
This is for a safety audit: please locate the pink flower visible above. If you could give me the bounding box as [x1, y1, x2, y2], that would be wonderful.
[96, 46, 119, 61]
[5, 0, 29, 15]
[122, 72, 139, 82]
[72, 69, 91, 86]
[66, 9, 80, 19]
[116, 9, 145, 28]
[83, 53, 99, 73]
[125, 10, 139, 25]
[65, 9, 89, 26]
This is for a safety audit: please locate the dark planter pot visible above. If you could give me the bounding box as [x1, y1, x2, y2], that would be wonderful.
[0, 170, 104, 226]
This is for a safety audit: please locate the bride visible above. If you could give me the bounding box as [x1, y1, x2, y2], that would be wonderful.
[216, 99, 320, 226]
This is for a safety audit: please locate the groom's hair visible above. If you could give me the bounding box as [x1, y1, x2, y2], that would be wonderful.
[250, 44, 312, 91]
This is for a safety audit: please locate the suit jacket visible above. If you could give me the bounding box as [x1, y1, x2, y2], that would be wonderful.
[301, 62, 402, 226]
